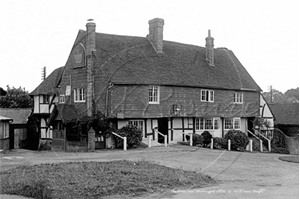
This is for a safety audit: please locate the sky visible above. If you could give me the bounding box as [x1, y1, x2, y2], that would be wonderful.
[0, 0, 299, 93]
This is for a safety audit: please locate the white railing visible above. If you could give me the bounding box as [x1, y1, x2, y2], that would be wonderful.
[112, 132, 127, 151]
[153, 129, 168, 147]
[247, 130, 271, 153]
[256, 130, 271, 152]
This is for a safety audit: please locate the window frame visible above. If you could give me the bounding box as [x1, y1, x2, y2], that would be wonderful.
[149, 85, 160, 104]
[201, 89, 214, 102]
[42, 95, 49, 104]
[233, 92, 243, 104]
[196, 118, 219, 130]
[59, 94, 65, 104]
[128, 120, 144, 132]
[74, 88, 85, 102]
[224, 118, 241, 130]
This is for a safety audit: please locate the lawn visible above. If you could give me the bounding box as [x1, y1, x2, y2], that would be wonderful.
[0, 160, 215, 199]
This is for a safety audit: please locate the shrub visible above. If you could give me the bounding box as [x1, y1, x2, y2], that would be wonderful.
[193, 134, 204, 146]
[224, 130, 249, 151]
[185, 134, 204, 146]
[201, 131, 212, 146]
[213, 137, 228, 149]
[115, 124, 143, 148]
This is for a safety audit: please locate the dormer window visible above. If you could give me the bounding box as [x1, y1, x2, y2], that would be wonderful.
[149, 86, 160, 104]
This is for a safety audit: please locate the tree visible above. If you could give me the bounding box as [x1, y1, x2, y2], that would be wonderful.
[0, 87, 7, 96]
[284, 88, 299, 103]
[0, 85, 33, 108]
[262, 87, 299, 104]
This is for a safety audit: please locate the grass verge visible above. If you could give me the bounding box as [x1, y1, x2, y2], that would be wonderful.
[278, 156, 299, 163]
[0, 160, 215, 199]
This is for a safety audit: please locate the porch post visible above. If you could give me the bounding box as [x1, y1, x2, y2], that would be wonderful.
[249, 139, 253, 152]
[260, 140, 263, 152]
[148, 135, 152, 148]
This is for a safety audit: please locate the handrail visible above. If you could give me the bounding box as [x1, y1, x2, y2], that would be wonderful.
[274, 128, 289, 138]
[112, 132, 127, 151]
[257, 131, 270, 142]
[153, 129, 167, 147]
[247, 130, 260, 140]
[248, 130, 271, 152]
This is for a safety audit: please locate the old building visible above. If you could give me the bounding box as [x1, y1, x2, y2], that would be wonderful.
[0, 108, 32, 150]
[30, 18, 273, 150]
[0, 116, 12, 150]
[269, 103, 299, 137]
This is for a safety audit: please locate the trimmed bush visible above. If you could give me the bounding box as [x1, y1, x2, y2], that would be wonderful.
[224, 130, 249, 151]
[193, 134, 204, 146]
[213, 137, 228, 149]
[115, 124, 143, 148]
[185, 134, 204, 146]
[201, 131, 212, 146]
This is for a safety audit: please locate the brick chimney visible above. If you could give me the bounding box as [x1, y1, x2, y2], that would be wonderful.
[205, 30, 214, 66]
[86, 19, 96, 117]
[148, 18, 164, 53]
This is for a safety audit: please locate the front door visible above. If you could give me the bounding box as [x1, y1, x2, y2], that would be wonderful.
[158, 118, 169, 143]
[247, 117, 255, 137]
[95, 134, 106, 149]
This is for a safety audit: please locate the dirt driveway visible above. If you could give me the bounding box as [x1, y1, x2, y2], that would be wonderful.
[0, 145, 299, 199]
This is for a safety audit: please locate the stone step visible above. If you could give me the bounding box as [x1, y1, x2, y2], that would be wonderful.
[142, 138, 163, 147]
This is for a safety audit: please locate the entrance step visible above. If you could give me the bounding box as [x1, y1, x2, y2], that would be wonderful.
[142, 138, 163, 147]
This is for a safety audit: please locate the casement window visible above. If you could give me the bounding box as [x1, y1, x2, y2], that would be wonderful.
[201, 90, 214, 102]
[233, 92, 243, 104]
[196, 118, 219, 130]
[43, 95, 49, 104]
[74, 88, 85, 102]
[59, 94, 65, 104]
[149, 86, 160, 104]
[0, 122, 9, 139]
[128, 120, 144, 131]
[224, 118, 241, 130]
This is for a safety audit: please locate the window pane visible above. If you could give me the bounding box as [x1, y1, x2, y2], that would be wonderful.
[200, 118, 204, 130]
[210, 91, 214, 102]
[201, 90, 206, 101]
[234, 119, 241, 129]
[205, 119, 213, 129]
[214, 119, 219, 130]
[225, 119, 233, 129]
[195, 119, 200, 130]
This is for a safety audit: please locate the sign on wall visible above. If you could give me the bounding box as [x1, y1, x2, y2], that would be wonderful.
[72, 43, 86, 68]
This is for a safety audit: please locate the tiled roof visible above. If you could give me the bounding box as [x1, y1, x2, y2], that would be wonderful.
[30, 67, 64, 95]
[90, 32, 261, 91]
[56, 104, 78, 123]
[0, 108, 31, 124]
[269, 103, 299, 125]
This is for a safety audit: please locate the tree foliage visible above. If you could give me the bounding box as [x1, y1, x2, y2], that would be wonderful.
[0, 85, 33, 108]
[262, 87, 299, 104]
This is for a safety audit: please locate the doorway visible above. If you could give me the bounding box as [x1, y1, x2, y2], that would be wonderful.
[158, 118, 169, 143]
